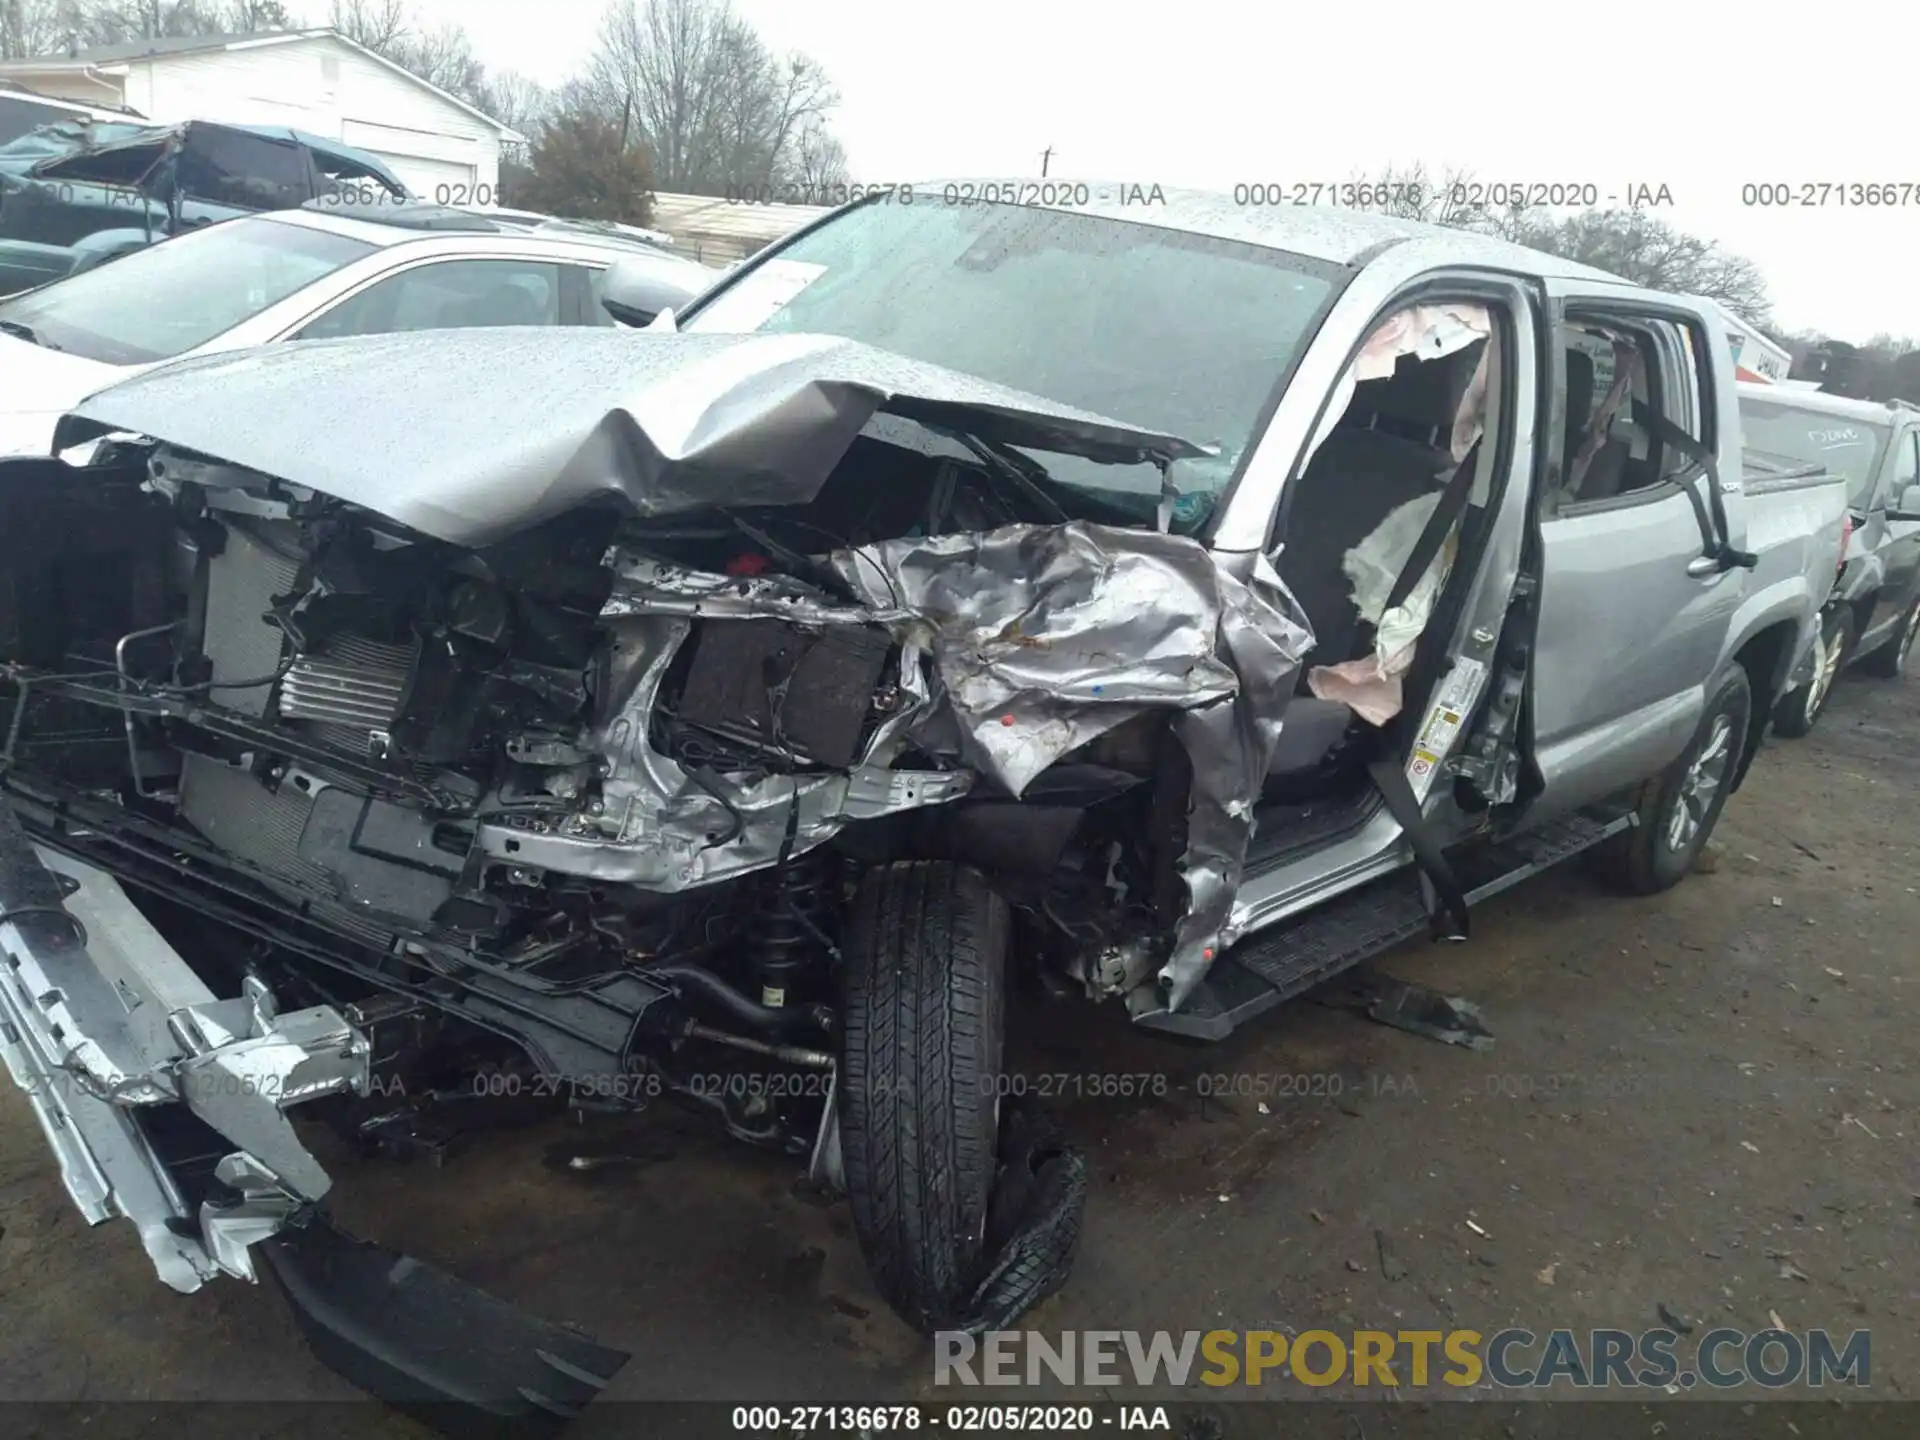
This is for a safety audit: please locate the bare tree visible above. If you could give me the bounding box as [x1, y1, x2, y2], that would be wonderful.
[480, 69, 551, 161]
[325, 0, 490, 113]
[790, 114, 848, 192]
[1511, 208, 1774, 328]
[585, 0, 837, 195]
[1342, 163, 1774, 328]
[1341, 161, 1502, 230]
[326, 0, 403, 49]
[394, 22, 485, 107]
[1, 0, 66, 58]
[214, 0, 290, 27]
[13, 0, 289, 48]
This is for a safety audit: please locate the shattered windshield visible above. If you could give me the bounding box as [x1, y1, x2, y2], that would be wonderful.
[680, 197, 1341, 521]
[1738, 398, 1890, 510]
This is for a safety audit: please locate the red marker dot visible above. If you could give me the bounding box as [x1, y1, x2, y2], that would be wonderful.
[1000, 714, 1015, 726]
[1203, 947, 1215, 960]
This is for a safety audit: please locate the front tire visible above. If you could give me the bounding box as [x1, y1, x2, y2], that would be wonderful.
[1859, 596, 1920, 679]
[1591, 664, 1752, 895]
[838, 861, 1008, 1331]
[1773, 607, 1853, 737]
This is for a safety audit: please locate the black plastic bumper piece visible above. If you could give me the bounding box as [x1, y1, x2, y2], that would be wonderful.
[261, 1217, 630, 1440]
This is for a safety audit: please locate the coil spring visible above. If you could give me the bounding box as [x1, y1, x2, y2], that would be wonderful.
[752, 849, 837, 998]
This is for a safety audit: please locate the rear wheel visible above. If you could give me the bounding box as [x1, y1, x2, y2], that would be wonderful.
[1859, 596, 1920, 679]
[838, 861, 1008, 1331]
[1773, 607, 1853, 737]
[1590, 664, 1751, 895]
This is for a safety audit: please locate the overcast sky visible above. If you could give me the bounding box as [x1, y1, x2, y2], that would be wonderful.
[341, 0, 1912, 340]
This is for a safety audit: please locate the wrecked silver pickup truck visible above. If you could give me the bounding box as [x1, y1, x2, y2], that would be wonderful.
[0, 189, 1847, 1430]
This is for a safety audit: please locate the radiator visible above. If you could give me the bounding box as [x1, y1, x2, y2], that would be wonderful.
[180, 522, 412, 937]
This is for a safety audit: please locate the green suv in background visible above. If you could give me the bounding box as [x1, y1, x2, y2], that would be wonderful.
[0, 117, 407, 295]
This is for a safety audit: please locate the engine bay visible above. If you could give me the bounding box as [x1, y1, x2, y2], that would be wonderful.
[1, 426, 1273, 1157]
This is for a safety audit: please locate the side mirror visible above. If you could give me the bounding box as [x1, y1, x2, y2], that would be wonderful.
[1890, 483, 1920, 522]
[599, 255, 695, 327]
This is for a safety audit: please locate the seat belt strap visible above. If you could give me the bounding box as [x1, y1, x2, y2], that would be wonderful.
[1367, 757, 1470, 941]
[1379, 437, 1483, 621]
[1630, 401, 1757, 571]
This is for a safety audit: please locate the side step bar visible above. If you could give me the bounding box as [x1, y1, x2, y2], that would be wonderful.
[263, 1217, 630, 1440]
[1136, 810, 1633, 1041]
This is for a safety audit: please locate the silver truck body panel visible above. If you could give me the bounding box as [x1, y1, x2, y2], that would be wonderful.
[2, 186, 1853, 1296]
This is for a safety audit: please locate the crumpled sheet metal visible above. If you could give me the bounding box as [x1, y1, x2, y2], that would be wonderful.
[578, 523, 1314, 1009]
[826, 524, 1310, 799]
[64, 328, 1206, 548]
[475, 607, 969, 890]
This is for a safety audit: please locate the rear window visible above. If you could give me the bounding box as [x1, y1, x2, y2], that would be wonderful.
[1738, 398, 1890, 509]
[0, 216, 374, 364]
[0, 99, 91, 149]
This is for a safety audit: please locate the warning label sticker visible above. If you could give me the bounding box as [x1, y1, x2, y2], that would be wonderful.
[1407, 657, 1487, 802]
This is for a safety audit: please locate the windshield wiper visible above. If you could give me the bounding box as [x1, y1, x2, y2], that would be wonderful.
[0, 318, 59, 351]
[941, 429, 1070, 524]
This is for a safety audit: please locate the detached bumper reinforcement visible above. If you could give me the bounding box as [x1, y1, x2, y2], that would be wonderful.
[264, 1218, 631, 1440]
[1, 798, 630, 1434]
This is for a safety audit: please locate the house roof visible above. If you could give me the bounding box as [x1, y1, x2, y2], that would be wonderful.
[0, 28, 521, 142]
[648, 191, 831, 266]
[33, 31, 268, 64]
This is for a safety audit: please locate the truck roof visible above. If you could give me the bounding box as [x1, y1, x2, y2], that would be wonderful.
[908, 178, 1630, 283]
[1737, 380, 1911, 425]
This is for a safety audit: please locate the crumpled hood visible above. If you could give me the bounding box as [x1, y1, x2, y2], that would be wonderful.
[63, 328, 1209, 546]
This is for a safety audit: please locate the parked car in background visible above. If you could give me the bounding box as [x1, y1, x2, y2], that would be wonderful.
[0, 81, 145, 147]
[477, 204, 682, 253]
[0, 188, 1849, 1430]
[1739, 383, 1920, 732]
[0, 202, 719, 456]
[0, 117, 408, 296]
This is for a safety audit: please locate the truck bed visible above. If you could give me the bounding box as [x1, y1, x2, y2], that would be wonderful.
[1742, 446, 1842, 496]
[1736, 447, 1850, 706]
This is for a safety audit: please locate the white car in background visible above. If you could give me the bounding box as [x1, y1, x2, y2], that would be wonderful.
[0, 202, 720, 457]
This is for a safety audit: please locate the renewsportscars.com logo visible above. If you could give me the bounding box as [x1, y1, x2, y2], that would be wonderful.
[935, 1328, 1871, 1390]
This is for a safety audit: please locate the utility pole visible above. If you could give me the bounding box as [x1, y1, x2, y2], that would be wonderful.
[1040, 146, 1052, 178]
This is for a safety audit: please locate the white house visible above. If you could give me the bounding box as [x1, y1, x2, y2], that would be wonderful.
[0, 29, 518, 201]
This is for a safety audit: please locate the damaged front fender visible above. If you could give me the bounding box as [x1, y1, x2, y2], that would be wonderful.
[560, 523, 1313, 1008]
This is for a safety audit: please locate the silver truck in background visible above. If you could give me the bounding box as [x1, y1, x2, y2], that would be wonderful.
[0, 189, 1850, 1431]
[1739, 383, 1920, 733]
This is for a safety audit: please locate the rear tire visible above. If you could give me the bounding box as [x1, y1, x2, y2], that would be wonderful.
[1859, 596, 1920, 679]
[1773, 607, 1853, 737]
[838, 861, 1008, 1332]
[1590, 664, 1751, 895]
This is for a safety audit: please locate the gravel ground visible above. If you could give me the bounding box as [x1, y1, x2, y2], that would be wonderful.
[1, 666, 1914, 1439]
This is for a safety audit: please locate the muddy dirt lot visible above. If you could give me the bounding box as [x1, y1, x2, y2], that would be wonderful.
[2, 668, 1914, 1437]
